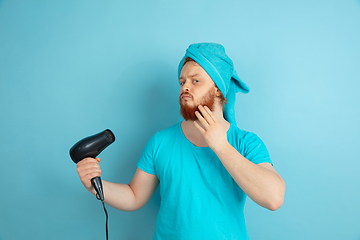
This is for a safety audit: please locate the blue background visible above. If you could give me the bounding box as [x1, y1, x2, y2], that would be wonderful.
[1, 1, 360, 239]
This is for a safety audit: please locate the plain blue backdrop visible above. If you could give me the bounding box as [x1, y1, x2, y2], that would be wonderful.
[1, 0, 360, 239]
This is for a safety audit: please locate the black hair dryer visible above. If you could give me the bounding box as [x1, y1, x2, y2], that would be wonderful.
[69, 129, 115, 201]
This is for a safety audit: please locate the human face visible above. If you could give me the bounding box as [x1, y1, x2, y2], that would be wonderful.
[179, 61, 218, 120]
[179, 86, 216, 121]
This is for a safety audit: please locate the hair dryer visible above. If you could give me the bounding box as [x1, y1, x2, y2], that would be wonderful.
[69, 129, 115, 201]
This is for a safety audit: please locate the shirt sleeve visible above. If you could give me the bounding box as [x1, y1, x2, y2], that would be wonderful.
[136, 134, 157, 175]
[243, 132, 272, 165]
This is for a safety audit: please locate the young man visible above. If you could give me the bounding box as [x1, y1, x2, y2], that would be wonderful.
[77, 43, 285, 239]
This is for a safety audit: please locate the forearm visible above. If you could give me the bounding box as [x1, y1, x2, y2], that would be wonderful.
[78, 159, 156, 211]
[91, 169, 159, 212]
[91, 180, 139, 211]
[192, 105, 285, 210]
[214, 143, 285, 211]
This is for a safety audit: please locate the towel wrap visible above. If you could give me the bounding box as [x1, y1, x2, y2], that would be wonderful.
[178, 42, 249, 125]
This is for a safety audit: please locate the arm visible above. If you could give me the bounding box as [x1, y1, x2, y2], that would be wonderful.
[194, 106, 285, 211]
[214, 144, 285, 211]
[77, 157, 159, 211]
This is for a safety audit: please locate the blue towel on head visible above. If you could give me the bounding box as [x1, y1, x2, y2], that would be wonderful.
[178, 42, 249, 125]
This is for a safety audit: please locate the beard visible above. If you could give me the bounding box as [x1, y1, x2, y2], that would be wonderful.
[179, 87, 216, 121]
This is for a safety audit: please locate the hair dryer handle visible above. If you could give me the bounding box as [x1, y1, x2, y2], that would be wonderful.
[92, 176, 104, 201]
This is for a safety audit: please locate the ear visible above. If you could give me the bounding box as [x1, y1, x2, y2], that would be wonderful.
[215, 88, 221, 97]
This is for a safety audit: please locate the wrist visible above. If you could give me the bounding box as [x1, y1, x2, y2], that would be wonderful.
[212, 140, 231, 155]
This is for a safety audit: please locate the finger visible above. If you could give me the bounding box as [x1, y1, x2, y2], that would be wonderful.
[77, 157, 98, 167]
[77, 164, 101, 176]
[84, 157, 100, 162]
[77, 160, 101, 174]
[77, 161, 100, 171]
[86, 169, 102, 179]
[203, 106, 217, 123]
[195, 110, 209, 127]
[77, 166, 102, 180]
[198, 105, 215, 124]
[80, 169, 102, 179]
[193, 120, 206, 134]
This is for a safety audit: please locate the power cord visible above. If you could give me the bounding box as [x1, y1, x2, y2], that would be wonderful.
[102, 201, 109, 240]
[96, 193, 109, 240]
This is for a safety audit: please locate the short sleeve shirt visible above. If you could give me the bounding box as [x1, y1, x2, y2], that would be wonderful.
[137, 122, 272, 240]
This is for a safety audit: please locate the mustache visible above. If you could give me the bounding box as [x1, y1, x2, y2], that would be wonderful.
[180, 92, 193, 99]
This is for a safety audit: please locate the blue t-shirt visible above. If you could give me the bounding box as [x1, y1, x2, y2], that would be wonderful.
[137, 122, 272, 240]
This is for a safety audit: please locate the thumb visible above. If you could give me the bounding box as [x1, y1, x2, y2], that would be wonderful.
[96, 157, 101, 162]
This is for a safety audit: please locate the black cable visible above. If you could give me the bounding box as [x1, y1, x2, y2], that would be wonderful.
[96, 193, 109, 240]
[102, 200, 109, 240]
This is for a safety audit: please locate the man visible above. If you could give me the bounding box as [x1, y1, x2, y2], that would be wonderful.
[77, 43, 285, 239]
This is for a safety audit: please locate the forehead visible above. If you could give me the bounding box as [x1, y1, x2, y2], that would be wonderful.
[179, 61, 212, 81]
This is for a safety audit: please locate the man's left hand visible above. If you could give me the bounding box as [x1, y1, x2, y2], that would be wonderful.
[193, 105, 228, 152]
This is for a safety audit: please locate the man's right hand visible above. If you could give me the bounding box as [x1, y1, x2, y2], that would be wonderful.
[76, 157, 102, 192]
[76, 158, 159, 212]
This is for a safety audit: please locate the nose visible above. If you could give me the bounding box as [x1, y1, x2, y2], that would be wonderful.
[181, 80, 191, 92]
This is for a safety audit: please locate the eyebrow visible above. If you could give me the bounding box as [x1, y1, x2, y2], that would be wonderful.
[179, 74, 200, 80]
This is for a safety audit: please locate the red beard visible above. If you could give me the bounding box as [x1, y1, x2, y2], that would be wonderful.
[179, 88, 216, 121]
